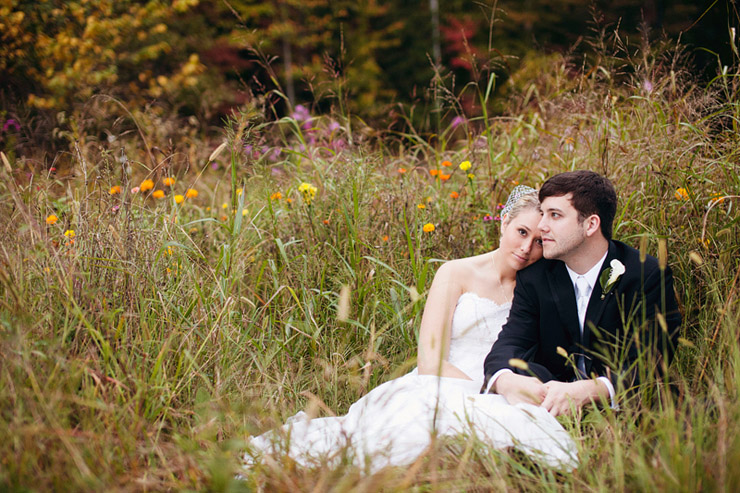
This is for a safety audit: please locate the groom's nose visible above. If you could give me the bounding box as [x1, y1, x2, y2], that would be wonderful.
[538, 216, 549, 232]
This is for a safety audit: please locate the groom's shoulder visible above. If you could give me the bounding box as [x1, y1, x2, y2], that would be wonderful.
[516, 257, 560, 282]
[612, 239, 661, 271]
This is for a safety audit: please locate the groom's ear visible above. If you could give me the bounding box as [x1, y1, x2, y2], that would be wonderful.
[583, 214, 601, 237]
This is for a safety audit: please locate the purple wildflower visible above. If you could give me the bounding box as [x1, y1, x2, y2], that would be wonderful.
[483, 214, 494, 222]
[292, 104, 310, 122]
[2, 119, 20, 132]
[451, 115, 466, 128]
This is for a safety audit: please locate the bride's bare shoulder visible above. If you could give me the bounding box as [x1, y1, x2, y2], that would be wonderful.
[436, 253, 490, 279]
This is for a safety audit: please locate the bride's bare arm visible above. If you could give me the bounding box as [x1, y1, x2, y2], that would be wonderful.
[417, 261, 472, 380]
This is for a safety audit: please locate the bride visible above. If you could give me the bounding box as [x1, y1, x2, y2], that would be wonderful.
[243, 186, 578, 473]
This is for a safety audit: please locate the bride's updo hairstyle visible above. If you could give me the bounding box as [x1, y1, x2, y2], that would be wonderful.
[501, 185, 539, 223]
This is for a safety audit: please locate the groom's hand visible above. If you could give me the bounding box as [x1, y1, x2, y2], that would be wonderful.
[541, 380, 609, 417]
[494, 373, 547, 406]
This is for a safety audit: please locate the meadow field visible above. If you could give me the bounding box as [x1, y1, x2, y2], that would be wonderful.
[2, 38, 740, 491]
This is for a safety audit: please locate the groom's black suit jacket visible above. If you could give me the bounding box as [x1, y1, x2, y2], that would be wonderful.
[484, 240, 681, 389]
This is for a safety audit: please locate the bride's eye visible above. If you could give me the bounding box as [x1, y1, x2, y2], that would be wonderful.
[518, 228, 527, 236]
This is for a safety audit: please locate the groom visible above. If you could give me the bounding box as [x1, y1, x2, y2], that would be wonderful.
[483, 170, 681, 416]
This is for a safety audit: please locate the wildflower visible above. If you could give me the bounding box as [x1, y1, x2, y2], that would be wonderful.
[459, 161, 471, 171]
[242, 208, 249, 216]
[220, 215, 227, 221]
[429, 169, 440, 177]
[449, 191, 459, 199]
[131, 186, 140, 194]
[222, 203, 228, 209]
[511, 180, 519, 185]
[440, 174, 451, 181]
[441, 161, 452, 167]
[467, 173, 475, 180]
[322, 219, 329, 225]
[2, 119, 20, 132]
[270, 192, 283, 200]
[237, 188, 243, 196]
[483, 214, 494, 222]
[152, 190, 165, 199]
[185, 188, 198, 199]
[163, 177, 175, 186]
[674, 187, 689, 201]
[417, 203, 426, 210]
[494, 216, 501, 221]
[109, 185, 121, 195]
[701, 238, 710, 249]
[563, 137, 575, 152]
[140, 179, 154, 192]
[496, 203, 504, 210]
[451, 116, 466, 128]
[398, 167, 407, 174]
[382, 235, 389, 242]
[174, 194, 184, 204]
[298, 182, 318, 205]
[64, 229, 75, 238]
[709, 193, 725, 206]
[643, 79, 654, 93]
[422, 223, 435, 233]
[46, 214, 58, 225]
[286, 198, 293, 204]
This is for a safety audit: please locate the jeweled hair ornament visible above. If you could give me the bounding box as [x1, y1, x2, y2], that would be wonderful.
[501, 185, 538, 218]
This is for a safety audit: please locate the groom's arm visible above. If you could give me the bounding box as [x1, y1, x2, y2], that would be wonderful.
[483, 271, 551, 404]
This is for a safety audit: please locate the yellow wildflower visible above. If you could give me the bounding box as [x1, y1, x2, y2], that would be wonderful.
[467, 173, 475, 180]
[64, 229, 75, 238]
[174, 194, 184, 204]
[298, 182, 318, 205]
[417, 203, 426, 210]
[459, 160, 471, 171]
[222, 202, 229, 209]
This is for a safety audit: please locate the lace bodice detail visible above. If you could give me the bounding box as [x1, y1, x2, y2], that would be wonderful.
[447, 292, 510, 387]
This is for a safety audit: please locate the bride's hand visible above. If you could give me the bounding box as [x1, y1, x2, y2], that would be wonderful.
[494, 373, 546, 405]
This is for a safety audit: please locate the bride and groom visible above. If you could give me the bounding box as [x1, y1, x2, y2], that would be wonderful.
[244, 170, 681, 472]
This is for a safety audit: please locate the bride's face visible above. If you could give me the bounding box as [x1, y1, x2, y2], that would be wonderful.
[499, 208, 544, 270]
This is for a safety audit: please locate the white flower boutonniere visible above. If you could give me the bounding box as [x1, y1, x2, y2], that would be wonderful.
[599, 259, 625, 300]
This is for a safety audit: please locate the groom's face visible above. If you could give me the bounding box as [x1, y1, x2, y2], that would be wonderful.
[538, 193, 587, 261]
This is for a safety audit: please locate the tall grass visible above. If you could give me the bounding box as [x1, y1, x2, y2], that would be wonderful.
[1, 34, 740, 491]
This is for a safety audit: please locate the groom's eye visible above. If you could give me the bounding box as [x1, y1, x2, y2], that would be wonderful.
[536, 239, 543, 246]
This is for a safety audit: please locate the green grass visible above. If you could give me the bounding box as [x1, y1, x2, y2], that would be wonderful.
[1, 39, 740, 491]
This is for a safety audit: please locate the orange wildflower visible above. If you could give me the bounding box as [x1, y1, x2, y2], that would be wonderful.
[174, 194, 184, 204]
[440, 174, 451, 181]
[441, 160, 452, 167]
[152, 190, 165, 199]
[46, 214, 58, 225]
[109, 185, 121, 195]
[674, 187, 689, 201]
[398, 167, 407, 174]
[382, 235, 389, 242]
[270, 192, 283, 200]
[422, 223, 435, 233]
[185, 188, 198, 199]
[417, 203, 426, 210]
[163, 177, 176, 186]
[140, 179, 154, 192]
[449, 191, 459, 199]
[429, 169, 440, 177]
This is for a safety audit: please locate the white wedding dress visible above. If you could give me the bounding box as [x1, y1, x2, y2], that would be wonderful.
[243, 293, 578, 473]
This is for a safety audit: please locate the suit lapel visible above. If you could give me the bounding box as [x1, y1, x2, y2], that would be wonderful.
[583, 241, 619, 371]
[546, 261, 580, 346]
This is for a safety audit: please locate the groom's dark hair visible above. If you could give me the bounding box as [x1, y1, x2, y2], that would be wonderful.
[540, 170, 617, 240]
